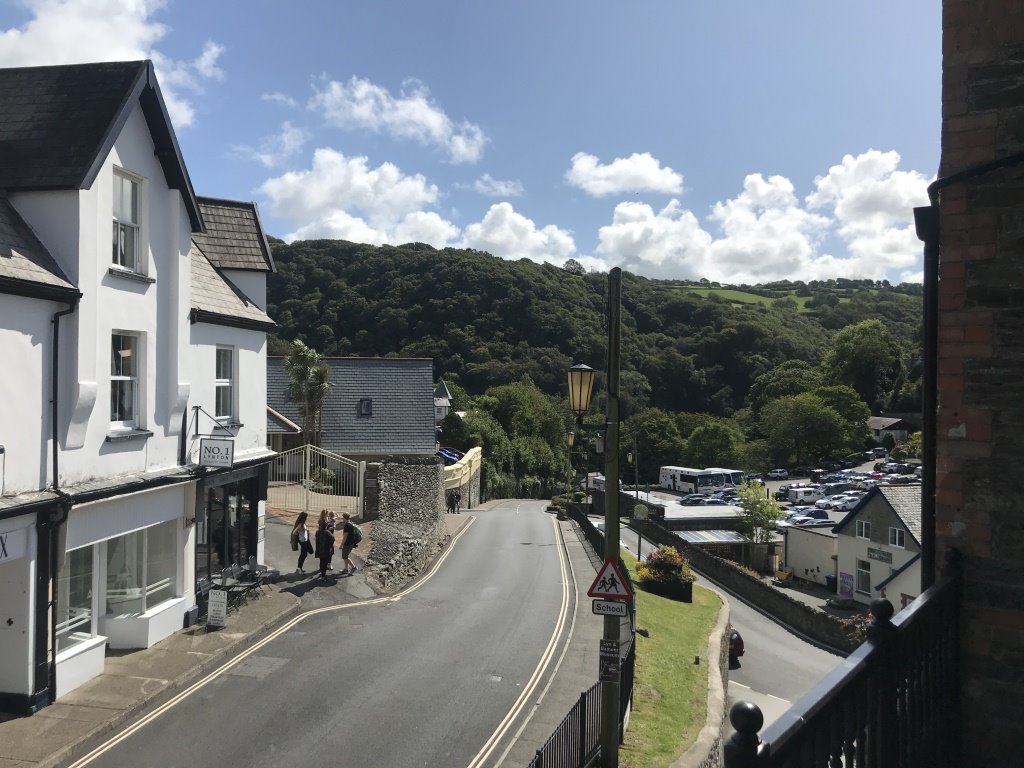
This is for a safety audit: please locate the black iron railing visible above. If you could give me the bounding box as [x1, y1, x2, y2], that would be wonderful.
[526, 506, 634, 768]
[725, 554, 962, 768]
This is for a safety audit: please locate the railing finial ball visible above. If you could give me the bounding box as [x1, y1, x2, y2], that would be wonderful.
[870, 598, 895, 624]
[729, 700, 764, 733]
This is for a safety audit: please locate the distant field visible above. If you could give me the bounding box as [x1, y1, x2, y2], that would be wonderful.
[673, 286, 844, 312]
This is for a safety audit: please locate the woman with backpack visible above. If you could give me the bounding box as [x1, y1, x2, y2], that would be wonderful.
[339, 512, 361, 575]
[291, 512, 312, 574]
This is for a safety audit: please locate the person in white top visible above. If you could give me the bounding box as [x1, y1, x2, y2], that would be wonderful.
[292, 512, 312, 573]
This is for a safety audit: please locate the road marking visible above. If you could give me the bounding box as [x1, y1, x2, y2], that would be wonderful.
[467, 514, 574, 768]
[67, 516, 479, 768]
[730, 681, 751, 690]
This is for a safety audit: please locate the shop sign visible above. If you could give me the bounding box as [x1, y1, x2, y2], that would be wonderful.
[207, 589, 228, 628]
[199, 438, 234, 468]
[867, 547, 892, 564]
[0, 527, 27, 564]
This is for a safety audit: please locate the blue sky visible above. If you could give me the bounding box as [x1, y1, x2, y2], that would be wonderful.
[0, 1, 941, 284]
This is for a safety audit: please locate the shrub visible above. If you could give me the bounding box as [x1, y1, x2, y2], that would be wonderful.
[636, 546, 695, 586]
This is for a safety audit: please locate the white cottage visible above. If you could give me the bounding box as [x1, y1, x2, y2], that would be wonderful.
[0, 61, 275, 713]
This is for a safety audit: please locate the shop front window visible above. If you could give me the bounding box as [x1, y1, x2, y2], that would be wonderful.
[57, 547, 94, 653]
[106, 520, 178, 615]
[196, 480, 257, 582]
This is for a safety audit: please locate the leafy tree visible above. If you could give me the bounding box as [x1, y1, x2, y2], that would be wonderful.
[901, 432, 922, 458]
[683, 420, 744, 468]
[439, 412, 473, 451]
[747, 361, 823, 416]
[283, 340, 332, 446]
[808, 385, 871, 452]
[563, 258, 585, 275]
[736, 482, 784, 544]
[760, 395, 845, 466]
[822, 319, 904, 409]
[623, 408, 686, 483]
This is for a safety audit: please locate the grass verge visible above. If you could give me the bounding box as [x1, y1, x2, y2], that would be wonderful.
[618, 550, 723, 768]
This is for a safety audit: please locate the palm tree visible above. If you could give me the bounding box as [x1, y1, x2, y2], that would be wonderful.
[284, 340, 332, 446]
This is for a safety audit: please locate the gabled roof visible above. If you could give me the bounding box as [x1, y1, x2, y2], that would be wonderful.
[434, 379, 452, 407]
[193, 197, 275, 272]
[833, 485, 922, 545]
[875, 552, 922, 592]
[267, 406, 301, 435]
[0, 60, 202, 231]
[0, 194, 79, 301]
[267, 356, 436, 455]
[189, 243, 275, 332]
[867, 416, 909, 430]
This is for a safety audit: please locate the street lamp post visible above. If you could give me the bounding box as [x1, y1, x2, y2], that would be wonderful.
[567, 269, 623, 768]
[627, 447, 643, 558]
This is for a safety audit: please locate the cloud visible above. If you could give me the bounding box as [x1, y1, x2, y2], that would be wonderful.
[462, 173, 524, 197]
[262, 91, 298, 108]
[595, 200, 713, 279]
[0, 0, 223, 128]
[309, 76, 487, 163]
[460, 202, 576, 263]
[565, 151, 684, 197]
[232, 121, 308, 168]
[259, 147, 459, 246]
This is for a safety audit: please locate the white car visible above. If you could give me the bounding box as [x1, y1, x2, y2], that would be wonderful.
[767, 468, 789, 480]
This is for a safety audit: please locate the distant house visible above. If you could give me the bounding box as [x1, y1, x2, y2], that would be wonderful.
[866, 416, 913, 444]
[833, 486, 922, 609]
[434, 379, 452, 426]
[781, 516, 843, 587]
[267, 357, 436, 460]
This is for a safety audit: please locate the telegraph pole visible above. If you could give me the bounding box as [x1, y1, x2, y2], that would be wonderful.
[602, 267, 622, 767]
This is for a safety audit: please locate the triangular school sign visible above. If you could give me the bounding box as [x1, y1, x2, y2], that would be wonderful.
[588, 558, 633, 601]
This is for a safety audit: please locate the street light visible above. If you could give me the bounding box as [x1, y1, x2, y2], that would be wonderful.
[567, 363, 597, 424]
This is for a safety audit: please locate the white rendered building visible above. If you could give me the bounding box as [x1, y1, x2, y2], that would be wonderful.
[0, 61, 275, 713]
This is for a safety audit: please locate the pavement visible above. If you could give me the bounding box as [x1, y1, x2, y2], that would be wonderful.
[0, 505, 605, 768]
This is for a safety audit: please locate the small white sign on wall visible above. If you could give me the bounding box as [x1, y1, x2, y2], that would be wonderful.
[199, 438, 234, 468]
[0, 527, 27, 564]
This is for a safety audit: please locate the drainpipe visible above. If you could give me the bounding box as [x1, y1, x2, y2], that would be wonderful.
[35, 299, 78, 709]
[914, 150, 1024, 590]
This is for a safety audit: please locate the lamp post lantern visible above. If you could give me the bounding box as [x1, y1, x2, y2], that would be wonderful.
[567, 363, 597, 425]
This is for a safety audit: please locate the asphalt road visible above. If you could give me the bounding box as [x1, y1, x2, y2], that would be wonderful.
[84, 500, 570, 768]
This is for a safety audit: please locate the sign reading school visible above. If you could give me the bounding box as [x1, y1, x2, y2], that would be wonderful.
[587, 558, 633, 601]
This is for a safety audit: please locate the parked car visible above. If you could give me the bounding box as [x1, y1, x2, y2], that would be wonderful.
[767, 468, 789, 480]
[680, 494, 705, 505]
[729, 628, 744, 663]
[702, 497, 729, 506]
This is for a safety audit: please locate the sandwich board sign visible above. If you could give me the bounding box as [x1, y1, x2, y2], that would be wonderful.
[207, 589, 228, 628]
[588, 558, 633, 601]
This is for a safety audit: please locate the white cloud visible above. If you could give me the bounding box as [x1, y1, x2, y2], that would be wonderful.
[261, 91, 298, 108]
[565, 151, 684, 197]
[309, 76, 487, 163]
[0, 0, 223, 128]
[463, 173, 524, 197]
[259, 147, 459, 247]
[460, 202, 576, 263]
[596, 200, 712, 279]
[232, 121, 308, 168]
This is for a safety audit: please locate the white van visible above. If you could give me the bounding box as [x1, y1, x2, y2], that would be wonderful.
[788, 486, 824, 504]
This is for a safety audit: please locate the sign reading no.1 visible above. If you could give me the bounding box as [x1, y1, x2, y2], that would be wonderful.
[199, 438, 234, 468]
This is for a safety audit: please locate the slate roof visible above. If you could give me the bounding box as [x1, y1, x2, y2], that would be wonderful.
[189, 243, 275, 331]
[867, 416, 909, 430]
[0, 60, 202, 231]
[193, 197, 275, 272]
[0, 194, 78, 300]
[833, 484, 922, 545]
[434, 379, 452, 408]
[267, 357, 436, 455]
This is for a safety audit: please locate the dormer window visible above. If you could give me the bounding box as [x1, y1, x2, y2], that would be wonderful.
[112, 170, 140, 272]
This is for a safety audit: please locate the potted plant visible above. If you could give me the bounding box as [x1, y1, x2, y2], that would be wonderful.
[636, 545, 695, 602]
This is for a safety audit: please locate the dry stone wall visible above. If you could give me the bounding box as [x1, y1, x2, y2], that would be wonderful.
[365, 456, 447, 589]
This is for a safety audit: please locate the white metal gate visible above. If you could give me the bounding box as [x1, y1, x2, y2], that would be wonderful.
[268, 445, 365, 518]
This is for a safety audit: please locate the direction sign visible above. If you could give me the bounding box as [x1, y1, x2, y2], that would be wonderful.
[587, 558, 633, 601]
[592, 599, 628, 617]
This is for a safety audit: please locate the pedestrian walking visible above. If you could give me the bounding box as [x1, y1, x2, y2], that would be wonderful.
[446, 491, 456, 514]
[314, 520, 334, 580]
[291, 512, 312, 573]
[454, 490, 462, 514]
[339, 512, 361, 575]
[326, 510, 339, 570]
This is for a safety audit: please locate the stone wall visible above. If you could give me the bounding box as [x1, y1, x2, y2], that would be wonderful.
[365, 456, 447, 590]
[937, 2, 1024, 758]
[642, 519, 859, 654]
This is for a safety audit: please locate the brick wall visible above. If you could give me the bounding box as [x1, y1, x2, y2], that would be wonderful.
[939, 3, 1024, 759]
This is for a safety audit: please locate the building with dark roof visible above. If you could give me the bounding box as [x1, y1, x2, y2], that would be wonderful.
[0, 60, 275, 713]
[267, 357, 436, 459]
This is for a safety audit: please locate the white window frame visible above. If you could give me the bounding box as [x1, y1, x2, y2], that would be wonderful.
[112, 169, 142, 273]
[888, 526, 906, 548]
[215, 346, 235, 421]
[855, 519, 872, 540]
[110, 333, 140, 429]
[856, 559, 871, 595]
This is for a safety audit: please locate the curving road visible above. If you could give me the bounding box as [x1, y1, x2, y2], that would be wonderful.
[70, 500, 574, 768]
